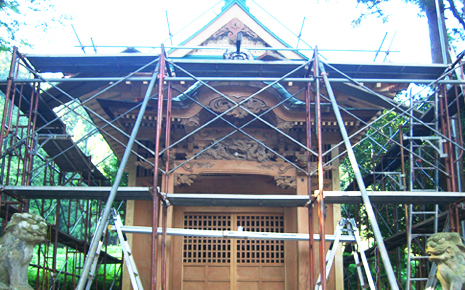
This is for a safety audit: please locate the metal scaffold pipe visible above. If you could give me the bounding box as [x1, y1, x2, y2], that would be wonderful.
[318, 60, 399, 290]
[75, 61, 160, 290]
[151, 45, 167, 290]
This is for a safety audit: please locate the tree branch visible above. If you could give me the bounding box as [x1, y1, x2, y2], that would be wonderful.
[447, 0, 465, 32]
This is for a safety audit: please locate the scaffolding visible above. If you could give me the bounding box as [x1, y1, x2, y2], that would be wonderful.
[1, 43, 465, 290]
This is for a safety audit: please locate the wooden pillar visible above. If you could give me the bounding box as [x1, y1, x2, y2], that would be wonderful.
[331, 145, 343, 290]
[285, 205, 298, 290]
[122, 153, 137, 290]
[297, 176, 311, 289]
[298, 174, 340, 289]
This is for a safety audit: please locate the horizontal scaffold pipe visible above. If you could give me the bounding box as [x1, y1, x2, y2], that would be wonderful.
[2, 187, 464, 204]
[108, 226, 356, 242]
[73, 45, 400, 53]
[4, 77, 465, 84]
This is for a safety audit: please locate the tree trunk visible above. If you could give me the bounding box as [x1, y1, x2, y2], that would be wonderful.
[424, 0, 449, 63]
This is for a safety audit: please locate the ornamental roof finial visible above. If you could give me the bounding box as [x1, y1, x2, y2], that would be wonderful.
[222, 0, 249, 11]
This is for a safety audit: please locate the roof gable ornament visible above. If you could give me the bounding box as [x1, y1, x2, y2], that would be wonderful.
[213, 17, 257, 43]
[222, 0, 249, 11]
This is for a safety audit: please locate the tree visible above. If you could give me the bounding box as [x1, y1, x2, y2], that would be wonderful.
[354, 0, 465, 63]
[0, 0, 70, 52]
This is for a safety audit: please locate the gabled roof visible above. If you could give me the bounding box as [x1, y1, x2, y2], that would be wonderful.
[168, 1, 306, 60]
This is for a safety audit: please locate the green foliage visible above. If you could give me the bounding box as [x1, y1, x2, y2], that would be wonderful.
[28, 245, 123, 290]
[340, 109, 408, 190]
[101, 155, 128, 186]
[54, 101, 118, 182]
[0, 0, 70, 51]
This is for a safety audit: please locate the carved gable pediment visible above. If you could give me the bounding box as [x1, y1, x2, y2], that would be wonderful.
[193, 18, 270, 58]
[168, 4, 304, 59]
[213, 17, 258, 43]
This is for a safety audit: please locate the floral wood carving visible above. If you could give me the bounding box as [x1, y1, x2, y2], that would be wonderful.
[174, 174, 197, 186]
[198, 139, 274, 162]
[274, 176, 297, 189]
[208, 96, 268, 118]
[213, 18, 258, 43]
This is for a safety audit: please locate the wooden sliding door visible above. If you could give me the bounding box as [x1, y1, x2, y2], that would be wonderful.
[180, 212, 285, 290]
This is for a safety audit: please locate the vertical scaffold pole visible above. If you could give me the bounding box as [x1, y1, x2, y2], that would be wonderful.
[314, 47, 326, 290]
[75, 60, 160, 290]
[318, 60, 399, 290]
[161, 81, 173, 290]
[0, 47, 18, 158]
[305, 77, 315, 288]
[152, 45, 166, 290]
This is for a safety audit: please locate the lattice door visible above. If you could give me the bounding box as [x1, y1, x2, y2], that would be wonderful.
[182, 213, 284, 290]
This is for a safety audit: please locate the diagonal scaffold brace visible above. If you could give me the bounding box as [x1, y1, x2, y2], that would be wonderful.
[75, 60, 161, 290]
[317, 57, 399, 290]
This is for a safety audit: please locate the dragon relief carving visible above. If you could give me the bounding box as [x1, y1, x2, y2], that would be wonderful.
[198, 139, 274, 163]
[213, 17, 258, 43]
[208, 96, 268, 118]
[174, 174, 197, 186]
[426, 232, 465, 290]
[274, 176, 297, 189]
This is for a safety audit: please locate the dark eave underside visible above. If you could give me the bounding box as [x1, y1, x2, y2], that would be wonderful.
[25, 54, 448, 79]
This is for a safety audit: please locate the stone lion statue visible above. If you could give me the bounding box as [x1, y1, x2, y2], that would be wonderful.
[0, 213, 48, 290]
[426, 232, 465, 290]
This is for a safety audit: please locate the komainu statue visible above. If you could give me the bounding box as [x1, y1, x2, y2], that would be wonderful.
[426, 232, 465, 290]
[0, 213, 48, 290]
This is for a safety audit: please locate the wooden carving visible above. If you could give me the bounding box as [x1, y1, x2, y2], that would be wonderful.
[135, 160, 153, 171]
[257, 163, 293, 175]
[174, 174, 197, 186]
[181, 162, 214, 173]
[180, 116, 200, 127]
[274, 176, 297, 189]
[213, 17, 258, 43]
[309, 163, 334, 173]
[198, 139, 274, 162]
[208, 96, 268, 118]
[276, 116, 294, 130]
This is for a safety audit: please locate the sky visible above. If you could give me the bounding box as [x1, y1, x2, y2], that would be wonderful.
[14, 0, 459, 64]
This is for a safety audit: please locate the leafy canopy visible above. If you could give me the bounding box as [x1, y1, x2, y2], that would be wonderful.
[0, 0, 70, 51]
[353, 0, 465, 43]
